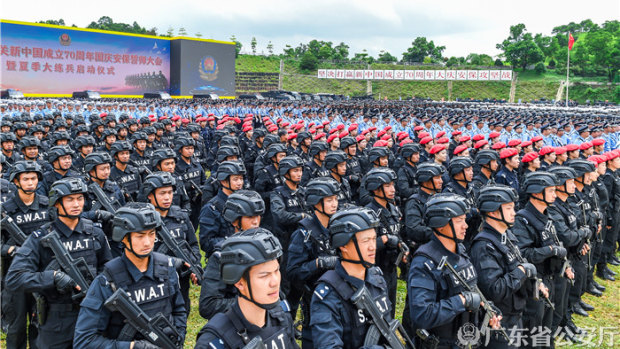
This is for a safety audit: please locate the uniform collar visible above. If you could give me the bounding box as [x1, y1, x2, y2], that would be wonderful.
[120, 252, 155, 283]
[231, 300, 272, 331]
[15, 193, 41, 212]
[52, 218, 85, 238]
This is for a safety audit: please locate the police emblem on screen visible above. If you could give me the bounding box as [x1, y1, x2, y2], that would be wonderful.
[457, 322, 480, 347]
[59, 33, 71, 46]
[199, 55, 219, 81]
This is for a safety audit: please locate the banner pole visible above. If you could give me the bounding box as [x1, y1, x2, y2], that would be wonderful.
[566, 34, 570, 107]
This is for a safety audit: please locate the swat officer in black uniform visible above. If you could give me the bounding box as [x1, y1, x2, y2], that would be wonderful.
[472, 150, 499, 191]
[71, 135, 96, 175]
[199, 190, 265, 320]
[174, 136, 206, 227]
[1, 161, 50, 349]
[407, 193, 502, 348]
[310, 206, 404, 349]
[471, 185, 539, 348]
[301, 141, 329, 185]
[255, 143, 287, 230]
[324, 150, 353, 206]
[396, 143, 420, 208]
[6, 178, 112, 349]
[37, 145, 81, 196]
[286, 177, 340, 349]
[195, 229, 299, 349]
[363, 167, 407, 316]
[404, 162, 445, 247]
[141, 171, 201, 312]
[149, 147, 191, 211]
[109, 141, 141, 201]
[341, 136, 362, 202]
[73, 203, 187, 349]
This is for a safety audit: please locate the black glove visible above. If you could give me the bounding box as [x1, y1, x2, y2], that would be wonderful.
[384, 234, 400, 248]
[462, 291, 481, 312]
[577, 227, 592, 240]
[520, 263, 538, 279]
[53, 271, 77, 294]
[317, 256, 338, 270]
[551, 245, 567, 258]
[95, 210, 114, 223]
[171, 257, 191, 276]
[133, 340, 159, 349]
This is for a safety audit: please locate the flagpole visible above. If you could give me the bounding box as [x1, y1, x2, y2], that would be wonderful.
[566, 33, 570, 107]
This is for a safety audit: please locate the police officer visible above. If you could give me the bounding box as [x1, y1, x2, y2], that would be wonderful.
[301, 141, 329, 185]
[512, 172, 572, 348]
[408, 193, 502, 348]
[129, 131, 151, 171]
[142, 171, 200, 312]
[242, 128, 266, 185]
[396, 143, 420, 207]
[174, 136, 205, 227]
[6, 178, 112, 349]
[310, 206, 397, 349]
[199, 190, 264, 320]
[109, 141, 141, 201]
[255, 143, 286, 229]
[340, 136, 362, 202]
[150, 147, 191, 211]
[324, 150, 353, 206]
[199, 160, 246, 257]
[37, 145, 81, 196]
[73, 203, 187, 349]
[495, 148, 521, 194]
[195, 229, 299, 349]
[71, 136, 96, 174]
[472, 150, 499, 191]
[1, 161, 50, 349]
[201, 145, 243, 205]
[286, 177, 340, 349]
[363, 167, 407, 316]
[471, 185, 539, 348]
[404, 162, 444, 247]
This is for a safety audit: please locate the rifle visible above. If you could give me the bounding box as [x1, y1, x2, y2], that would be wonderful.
[40, 231, 95, 301]
[577, 199, 592, 272]
[548, 222, 575, 286]
[350, 285, 415, 349]
[158, 224, 204, 283]
[241, 336, 266, 349]
[87, 183, 122, 213]
[504, 234, 554, 310]
[1, 212, 28, 246]
[438, 256, 510, 343]
[104, 288, 182, 349]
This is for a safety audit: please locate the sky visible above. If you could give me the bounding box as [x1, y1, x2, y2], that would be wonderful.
[1, 0, 618, 60]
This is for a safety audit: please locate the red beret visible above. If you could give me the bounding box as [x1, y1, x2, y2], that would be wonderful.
[181, 118, 190, 124]
[294, 124, 304, 130]
[268, 125, 278, 132]
[606, 150, 619, 161]
[420, 136, 433, 145]
[208, 113, 215, 117]
[566, 144, 580, 152]
[233, 117, 241, 124]
[322, 121, 330, 126]
[246, 113, 254, 117]
[100, 112, 108, 118]
[207, 117, 215, 122]
[521, 140, 533, 148]
[356, 135, 365, 142]
[315, 124, 324, 129]
[377, 130, 386, 138]
[242, 126, 253, 132]
[473, 134, 485, 141]
[287, 133, 298, 141]
[336, 124, 345, 131]
[196, 117, 207, 122]
[474, 140, 488, 149]
[491, 142, 506, 150]
[329, 128, 339, 135]
[452, 131, 462, 137]
[348, 124, 358, 132]
[500, 148, 519, 159]
[539, 146, 554, 156]
[459, 135, 471, 143]
[262, 117, 270, 122]
[314, 133, 326, 140]
[276, 118, 283, 123]
[508, 139, 521, 147]
[362, 129, 370, 136]
[489, 131, 501, 139]
[579, 142, 593, 150]
[310, 129, 317, 134]
[339, 131, 349, 138]
[521, 152, 539, 163]
[380, 134, 391, 141]
[264, 120, 273, 126]
[373, 140, 389, 147]
[327, 134, 338, 143]
[588, 155, 606, 165]
[368, 127, 377, 132]
[554, 146, 567, 155]
[454, 145, 468, 155]
[429, 144, 446, 155]
[436, 131, 446, 138]
[400, 139, 413, 146]
[592, 138, 605, 146]
[436, 137, 449, 144]
[531, 136, 543, 142]
[216, 125, 224, 130]
[172, 115, 181, 121]
[418, 131, 430, 139]
[384, 125, 392, 132]
[159, 116, 167, 121]
[414, 126, 424, 131]
[397, 133, 409, 141]
[280, 122, 289, 127]
[287, 129, 294, 134]
[308, 122, 315, 128]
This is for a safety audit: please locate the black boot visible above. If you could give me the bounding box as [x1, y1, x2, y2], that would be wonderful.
[572, 303, 589, 317]
[586, 283, 603, 297]
[591, 280, 606, 292]
[567, 318, 587, 336]
[579, 300, 594, 311]
[597, 269, 615, 282]
[604, 266, 617, 276]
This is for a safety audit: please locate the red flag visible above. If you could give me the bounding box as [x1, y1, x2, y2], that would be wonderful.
[568, 33, 575, 50]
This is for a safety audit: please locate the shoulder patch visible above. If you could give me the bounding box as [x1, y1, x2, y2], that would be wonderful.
[280, 299, 291, 312]
[423, 260, 435, 271]
[207, 338, 226, 349]
[313, 283, 331, 300]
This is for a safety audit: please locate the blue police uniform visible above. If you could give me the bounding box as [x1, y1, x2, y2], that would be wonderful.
[310, 262, 390, 349]
[73, 252, 187, 348]
[198, 190, 233, 257]
[5, 218, 112, 349]
[196, 299, 298, 349]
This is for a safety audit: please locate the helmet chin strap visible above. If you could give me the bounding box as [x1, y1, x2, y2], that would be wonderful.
[341, 235, 374, 269]
[530, 191, 553, 206]
[57, 201, 81, 219]
[372, 186, 395, 204]
[433, 220, 463, 244]
[151, 193, 171, 212]
[238, 274, 279, 310]
[125, 233, 151, 259]
[284, 173, 300, 186]
[484, 207, 514, 228]
[421, 179, 440, 194]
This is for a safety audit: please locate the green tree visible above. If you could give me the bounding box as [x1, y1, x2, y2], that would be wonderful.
[466, 53, 494, 66]
[377, 50, 397, 63]
[333, 42, 350, 61]
[230, 35, 242, 57]
[165, 26, 174, 37]
[494, 58, 504, 66]
[402, 37, 445, 63]
[178, 27, 187, 36]
[267, 41, 274, 55]
[586, 30, 620, 81]
[251, 37, 257, 54]
[496, 24, 544, 69]
[195, 32, 203, 38]
[38, 19, 66, 26]
[299, 51, 318, 72]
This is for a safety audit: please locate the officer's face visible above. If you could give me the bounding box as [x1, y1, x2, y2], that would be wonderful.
[57, 155, 73, 170]
[240, 215, 261, 230]
[344, 228, 377, 264]
[436, 150, 447, 163]
[451, 215, 468, 240]
[463, 167, 473, 182]
[563, 179, 576, 194]
[507, 155, 520, 170]
[116, 151, 131, 164]
[379, 155, 389, 167]
[158, 159, 176, 173]
[381, 182, 395, 200]
[237, 259, 281, 305]
[135, 140, 147, 151]
[16, 172, 38, 191]
[56, 194, 85, 216]
[228, 175, 245, 191]
[347, 144, 357, 156]
[320, 195, 339, 216]
[596, 163, 606, 176]
[557, 153, 567, 163]
[147, 134, 156, 142]
[152, 186, 174, 208]
[496, 202, 516, 225]
[288, 167, 303, 182]
[181, 146, 194, 158]
[275, 152, 286, 164]
[125, 229, 156, 256]
[2, 141, 14, 151]
[336, 162, 347, 176]
[23, 146, 39, 159]
[92, 163, 111, 180]
[611, 158, 620, 170]
[530, 157, 540, 169]
[318, 150, 327, 161]
[432, 175, 443, 190]
[105, 135, 117, 145]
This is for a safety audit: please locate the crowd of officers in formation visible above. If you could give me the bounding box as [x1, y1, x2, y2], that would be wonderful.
[0, 97, 619, 349]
